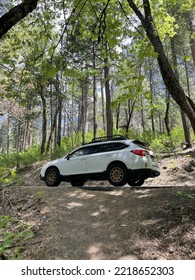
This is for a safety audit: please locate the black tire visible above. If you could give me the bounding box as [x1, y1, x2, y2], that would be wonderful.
[71, 180, 85, 187]
[45, 167, 61, 187]
[107, 163, 127, 186]
[128, 178, 144, 187]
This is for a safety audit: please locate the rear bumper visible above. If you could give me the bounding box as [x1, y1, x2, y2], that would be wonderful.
[128, 168, 160, 179]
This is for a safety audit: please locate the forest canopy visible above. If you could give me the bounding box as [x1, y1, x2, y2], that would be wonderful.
[0, 0, 195, 160]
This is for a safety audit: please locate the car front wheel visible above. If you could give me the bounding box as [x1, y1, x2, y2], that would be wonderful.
[45, 167, 61, 187]
[107, 163, 127, 186]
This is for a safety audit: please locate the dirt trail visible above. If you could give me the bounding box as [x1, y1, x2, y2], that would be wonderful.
[24, 185, 195, 260]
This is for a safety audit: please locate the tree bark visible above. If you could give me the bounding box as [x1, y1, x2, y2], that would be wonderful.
[46, 106, 60, 152]
[126, 0, 195, 133]
[92, 43, 98, 139]
[40, 93, 47, 155]
[57, 97, 62, 147]
[149, 63, 155, 136]
[164, 91, 171, 136]
[0, 0, 38, 39]
[101, 78, 106, 133]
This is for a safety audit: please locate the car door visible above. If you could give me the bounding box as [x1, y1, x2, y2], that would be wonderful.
[86, 143, 114, 174]
[61, 147, 88, 175]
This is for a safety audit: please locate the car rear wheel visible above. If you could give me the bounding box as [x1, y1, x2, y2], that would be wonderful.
[128, 178, 144, 187]
[45, 167, 61, 187]
[107, 163, 127, 186]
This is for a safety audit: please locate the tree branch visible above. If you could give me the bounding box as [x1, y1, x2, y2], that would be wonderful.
[0, 0, 38, 39]
[126, 0, 146, 26]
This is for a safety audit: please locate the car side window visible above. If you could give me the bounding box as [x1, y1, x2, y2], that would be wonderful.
[98, 143, 113, 153]
[70, 147, 90, 158]
[87, 145, 100, 155]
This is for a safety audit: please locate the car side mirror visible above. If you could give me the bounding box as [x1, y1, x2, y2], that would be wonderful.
[66, 154, 70, 160]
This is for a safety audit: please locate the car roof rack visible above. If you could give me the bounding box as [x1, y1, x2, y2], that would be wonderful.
[91, 134, 127, 143]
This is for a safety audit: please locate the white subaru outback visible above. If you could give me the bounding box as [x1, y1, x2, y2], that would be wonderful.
[40, 135, 160, 187]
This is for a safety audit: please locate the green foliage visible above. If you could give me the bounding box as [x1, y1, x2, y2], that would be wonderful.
[177, 191, 195, 200]
[0, 168, 16, 187]
[0, 146, 42, 169]
[150, 127, 190, 153]
[0, 146, 42, 186]
[0, 215, 34, 259]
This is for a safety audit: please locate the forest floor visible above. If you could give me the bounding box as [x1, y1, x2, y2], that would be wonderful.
[0, 148, 195, 260]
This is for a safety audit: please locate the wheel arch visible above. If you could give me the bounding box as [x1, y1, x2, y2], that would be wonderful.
[106, 160, 128, 172]
[45, 165, 60, 175]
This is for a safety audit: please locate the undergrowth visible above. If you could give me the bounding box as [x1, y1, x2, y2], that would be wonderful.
[0, 215, 34, 260]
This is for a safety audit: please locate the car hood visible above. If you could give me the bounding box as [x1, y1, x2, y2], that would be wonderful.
[41, 157, 65, 172]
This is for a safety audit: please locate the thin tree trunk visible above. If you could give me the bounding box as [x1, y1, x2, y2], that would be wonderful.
[116, 103, 120, 130]
[6, 113, 10, 154]
[92, 43, 98, 139]
[81, 79, 88, 144]
[140, 94, 145, 132]
[104, 43, 113, 136]
[40, 93, 47, 154]
[124, 99, 136, 136]
[149, 64, 155, 136]
[46, 106, 60, 152]
[101, 78, 106, 133]
[57, 97, 62, 147]
[164, 91, 171, 136]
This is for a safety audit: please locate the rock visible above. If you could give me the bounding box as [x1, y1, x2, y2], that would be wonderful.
[190, 160, 195, 167]
[184, 164, 194, 173]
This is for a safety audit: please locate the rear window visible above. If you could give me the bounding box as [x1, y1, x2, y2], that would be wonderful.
[112, 143, 129, 151]
[132, 140, 148, 149]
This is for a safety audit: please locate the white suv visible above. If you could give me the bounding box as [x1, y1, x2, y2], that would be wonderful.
[40, 135, 160, 187]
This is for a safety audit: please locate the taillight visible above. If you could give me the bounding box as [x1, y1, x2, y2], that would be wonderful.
[131, 150, 147, 156]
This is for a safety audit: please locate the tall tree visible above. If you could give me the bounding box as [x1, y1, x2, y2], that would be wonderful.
[126, 0, 195, 133]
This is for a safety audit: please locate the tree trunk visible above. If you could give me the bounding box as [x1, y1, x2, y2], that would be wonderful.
[116, 103, 120, 130]
[126, 0, 195, 133]
[170, 37, 192, 148]
[57, 97, 62, 147]
[149, 64, 155, 136]
[104, 63, 113, 136]
[0, 0, 38, 39]
[164, 91, 171, 136]
[46, 106, 59, 152]
[92, 43, 98, 139]
[101, 78, 106, 133]
[140, 94, 145, 132]
[104, 43, 113, 136]
[81, 79, 88, 144]
[40, 93, 47, 154]
[124, 99, 136, 137]
[6, 113, 10, 154]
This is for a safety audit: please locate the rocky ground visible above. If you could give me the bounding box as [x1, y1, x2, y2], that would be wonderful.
[0, 149, 195, 260]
